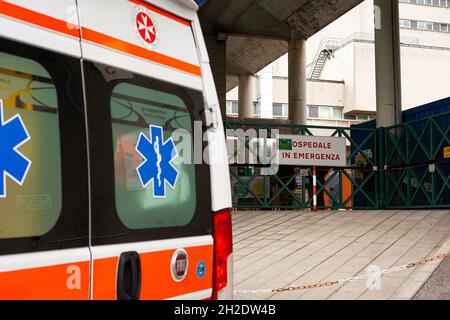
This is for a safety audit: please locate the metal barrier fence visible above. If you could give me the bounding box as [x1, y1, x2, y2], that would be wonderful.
[224, 121, 379, 210]
[224, 110, 450, 210]
[383, 111, 450, 208]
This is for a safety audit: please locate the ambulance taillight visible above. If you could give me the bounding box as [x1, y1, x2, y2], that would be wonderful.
[212, 208, 233, 300]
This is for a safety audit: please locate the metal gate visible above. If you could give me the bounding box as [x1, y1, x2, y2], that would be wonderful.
[382, 110, 450, 208]
[224, 110, 450, 210]
[224, 121, 379, 210]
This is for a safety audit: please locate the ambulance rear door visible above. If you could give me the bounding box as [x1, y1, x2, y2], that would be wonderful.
[77, 0, 214, 300]
[0, 0, 90, 299]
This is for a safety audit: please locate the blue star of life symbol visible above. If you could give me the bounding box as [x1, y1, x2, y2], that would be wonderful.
[0, 99, 31, 198]
[135, 125, 179, 198]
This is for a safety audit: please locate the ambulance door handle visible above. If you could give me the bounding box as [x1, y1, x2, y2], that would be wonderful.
[117, 251, 142, 300]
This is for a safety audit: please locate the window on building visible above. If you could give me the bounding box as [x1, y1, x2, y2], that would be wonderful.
[253, 101, 260, 117]
[442, 0, 450, 7]
[332, 107, 343, 119]
[319, 106, 331, 119]
[400, 19, 412, 29]
[435, 23, 449, 32]
[417, 21, 427, 30]
[344, 114, 357, 120]
[404, 0, 450, 7]
[343, 114, 375, 121]
[308, 106, 343, 119]
[226, 100, 239, 115]
[308, 106, 319, 118]
[417, 21, 434, 30]
[407, 19, 449, 32]
[273, 103, 288, 118]
[417, 0, 433, 5]
[356, 115, 369, 121]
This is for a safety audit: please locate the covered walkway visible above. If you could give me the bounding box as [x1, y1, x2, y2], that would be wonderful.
[233, 210, 450, 300]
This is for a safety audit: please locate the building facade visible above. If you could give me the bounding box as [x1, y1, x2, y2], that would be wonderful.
[226, 0, 450, 126]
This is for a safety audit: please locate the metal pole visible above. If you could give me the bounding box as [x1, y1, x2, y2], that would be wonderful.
[313, 166, 317, 211]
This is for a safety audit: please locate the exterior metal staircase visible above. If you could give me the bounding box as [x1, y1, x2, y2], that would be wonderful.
[307, 33, 420, 80]
[308, 38, 340, 80]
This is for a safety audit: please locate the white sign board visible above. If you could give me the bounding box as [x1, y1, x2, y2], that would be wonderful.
[278, 135, 346, 167]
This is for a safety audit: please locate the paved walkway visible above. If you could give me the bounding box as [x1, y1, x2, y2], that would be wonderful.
[232, 210, 450, 300]
[414, 256, 450, 300]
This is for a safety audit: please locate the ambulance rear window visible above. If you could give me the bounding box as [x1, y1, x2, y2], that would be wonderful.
[0, 51, 62, 240]
[110, 82, 197, 229]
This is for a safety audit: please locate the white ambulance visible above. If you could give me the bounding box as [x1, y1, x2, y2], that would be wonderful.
[0, 0, 232, 300]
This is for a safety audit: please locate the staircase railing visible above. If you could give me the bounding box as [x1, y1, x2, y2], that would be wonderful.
[308, 38, 340, 79]
[307, 33, 420, 79]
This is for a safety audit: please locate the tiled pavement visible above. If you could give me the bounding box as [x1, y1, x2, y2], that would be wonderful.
[232, 210, 450, 300]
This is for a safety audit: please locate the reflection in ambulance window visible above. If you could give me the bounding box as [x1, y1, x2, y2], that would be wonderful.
[0, 51, 62, 239]
[111, 82, 197, 230]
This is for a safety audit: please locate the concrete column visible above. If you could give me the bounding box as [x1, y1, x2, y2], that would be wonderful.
[288, 30, 307, 125]
[238, 71, 253, 119]
[374, 0, 402, 128]
[258, 65, 274, 119]
[204, 35, 227, 120]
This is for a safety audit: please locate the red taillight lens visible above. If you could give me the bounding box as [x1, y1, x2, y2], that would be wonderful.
[212, 208, 233, 300]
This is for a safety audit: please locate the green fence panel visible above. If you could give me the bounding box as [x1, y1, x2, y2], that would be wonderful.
[225, 110, 450, 211]
[383, 110, 450, 209]
[225, 121, 379, 210]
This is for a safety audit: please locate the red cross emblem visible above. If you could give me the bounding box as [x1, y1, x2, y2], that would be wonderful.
[135, 11, 157, 45]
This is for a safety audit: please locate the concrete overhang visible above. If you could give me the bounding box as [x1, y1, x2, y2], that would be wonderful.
[199, 0, 364, 91]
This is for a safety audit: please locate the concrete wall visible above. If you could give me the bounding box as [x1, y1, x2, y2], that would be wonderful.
[320, 40, 450, 113]
[227, 78, 345, 107]
[308, 80, 345, 107]
[401, 46, 450, 108]
[353, 42, 376, 113]
[304, 0, 375, 65]
[400, 3, 450, 47]
[321, 43, 357, 113]
[272, 78, 288, 103]
[273, 54, 289, 78]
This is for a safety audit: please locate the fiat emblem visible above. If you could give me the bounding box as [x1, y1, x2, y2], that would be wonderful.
[171, 249, 188, 282]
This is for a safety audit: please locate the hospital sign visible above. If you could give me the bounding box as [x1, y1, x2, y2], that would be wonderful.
[278, 135, 346, 167]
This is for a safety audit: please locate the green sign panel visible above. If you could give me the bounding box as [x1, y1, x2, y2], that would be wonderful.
[279, 138, 292, 151]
